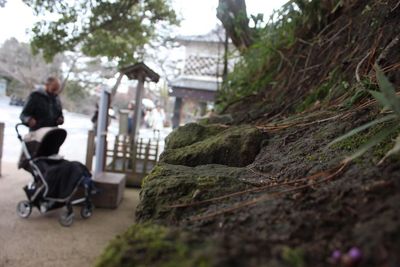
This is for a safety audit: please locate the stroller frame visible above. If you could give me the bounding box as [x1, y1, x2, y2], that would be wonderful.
[15, 123, 93, 226]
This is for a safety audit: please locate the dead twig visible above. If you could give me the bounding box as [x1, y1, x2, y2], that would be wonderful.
[375, 34, 400, 64]
[321, 21, 352, 46]
[257, 89, 400, 133]
[355, 51, 371, 83]
[274, 48, 293, 69]
[169, 166, 332, 209]
[188, 163, 348, 221]
[391, 1, 400, 12]
[299, 64, 322, 73]
[257, 113, 344, 132]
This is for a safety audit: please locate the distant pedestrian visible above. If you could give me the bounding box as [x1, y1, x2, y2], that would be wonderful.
[20, 77, 64, 131]
[127, 102, 135, 134]
[149, 105, 165, 139]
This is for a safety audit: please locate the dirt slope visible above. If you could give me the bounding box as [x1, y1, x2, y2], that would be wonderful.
[95, 0, 400, 266]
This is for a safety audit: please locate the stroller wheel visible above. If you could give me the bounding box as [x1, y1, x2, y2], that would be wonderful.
[17, 200, 32, 218]
[59, 210, 74, 227]
[80, 204, 93, 219]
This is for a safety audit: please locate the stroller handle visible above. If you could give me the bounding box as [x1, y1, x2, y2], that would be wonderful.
[15, 123, 27, 140]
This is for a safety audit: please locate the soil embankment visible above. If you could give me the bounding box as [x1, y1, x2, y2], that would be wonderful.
[95, 0, 400, 266]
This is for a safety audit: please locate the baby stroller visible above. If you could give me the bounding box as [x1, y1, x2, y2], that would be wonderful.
[15, 123, 94, 227]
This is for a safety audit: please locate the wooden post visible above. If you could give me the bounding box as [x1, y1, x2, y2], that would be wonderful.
[136, 138, 142, 159]
[131, 139, 137, 174]
[85, 130, 95, 171]
[122, 135, 128, 172]
[0, 122, 4, 177]
[155, 139, 159, 161]
[103, 138, 107, 171]
[199, 102, 207, 116]
[142, 140, 150, 174]
[172, 97, 183, 129]
[131, 73, 145, 142]
[111, 135, 118, 171]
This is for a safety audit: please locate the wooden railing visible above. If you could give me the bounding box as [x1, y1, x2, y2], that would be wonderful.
[106, 135, 159, 174]
[85, 130, 160, 187]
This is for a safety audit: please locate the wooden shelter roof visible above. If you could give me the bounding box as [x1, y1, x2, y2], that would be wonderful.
[119, 62, 160, 83]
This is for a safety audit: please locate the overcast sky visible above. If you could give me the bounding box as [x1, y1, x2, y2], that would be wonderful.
[0, 0, 287, 43]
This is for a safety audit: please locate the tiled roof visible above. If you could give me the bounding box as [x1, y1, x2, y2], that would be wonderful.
[169, 77, 220, 92]
[184, 55, 221, 76]
[176, 26, 226, 43]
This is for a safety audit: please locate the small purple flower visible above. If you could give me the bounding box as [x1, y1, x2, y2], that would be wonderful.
[347, 247, 362, 262]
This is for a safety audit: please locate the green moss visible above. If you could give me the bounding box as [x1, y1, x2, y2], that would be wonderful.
[281, 247, 305, 267]
[372, 129, 400, 160]
[95, 223, 212, 267]
[332, 131, 370, 152]
[305, 155, 317, 161]
[136, 163, 249, 222]
[164, 123, 226, 150]
[198, 114, 234, 125]
[160, 125, 267, 167]
[295, 68, 350, 112]
[331, 122, 400, 162]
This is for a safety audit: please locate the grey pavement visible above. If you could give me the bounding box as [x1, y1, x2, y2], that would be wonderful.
[0, 96, 170, 266]
[0, 161, 140, 267]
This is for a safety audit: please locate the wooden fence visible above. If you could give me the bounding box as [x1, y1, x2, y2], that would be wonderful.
[86, 130, 160, 187]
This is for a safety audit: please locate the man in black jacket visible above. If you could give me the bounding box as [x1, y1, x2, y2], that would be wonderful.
[20, 77, 64, 131]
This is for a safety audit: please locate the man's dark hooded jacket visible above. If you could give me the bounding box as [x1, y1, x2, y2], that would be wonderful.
[20, 88, 64, 131]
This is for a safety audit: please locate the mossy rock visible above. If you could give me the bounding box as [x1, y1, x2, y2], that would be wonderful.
[165, 123, 227, 150]
[136, 163, 250, 222]
[198, 114, 234, 125]
[160, 125, 267, 167]
[95, 223, 213, 267]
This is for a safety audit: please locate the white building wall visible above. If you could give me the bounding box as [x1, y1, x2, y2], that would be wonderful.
[185, 41, 223, 58]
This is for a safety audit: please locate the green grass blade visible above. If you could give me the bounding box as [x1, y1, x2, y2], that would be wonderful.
[378, 133, 400, 164]
[368, 90, 390, 109]
[328, 114, 397, 147]
[344, 123, 399, 163]
[375, 64, 400, 116]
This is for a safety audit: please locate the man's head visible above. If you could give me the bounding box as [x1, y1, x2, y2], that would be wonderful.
[45, 77, 61, 95]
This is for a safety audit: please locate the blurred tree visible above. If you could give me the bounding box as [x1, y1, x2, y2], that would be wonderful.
[61, 79, 98, 114]
[60, 53, 117, 92]
[22, 0, 179, 66]
[217, 0, 254, 53]
[0, 38, 63, 95]
[63, 80, 88, 102]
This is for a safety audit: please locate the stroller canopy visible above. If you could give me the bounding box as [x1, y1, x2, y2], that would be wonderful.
[24, 127, 67, 158]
